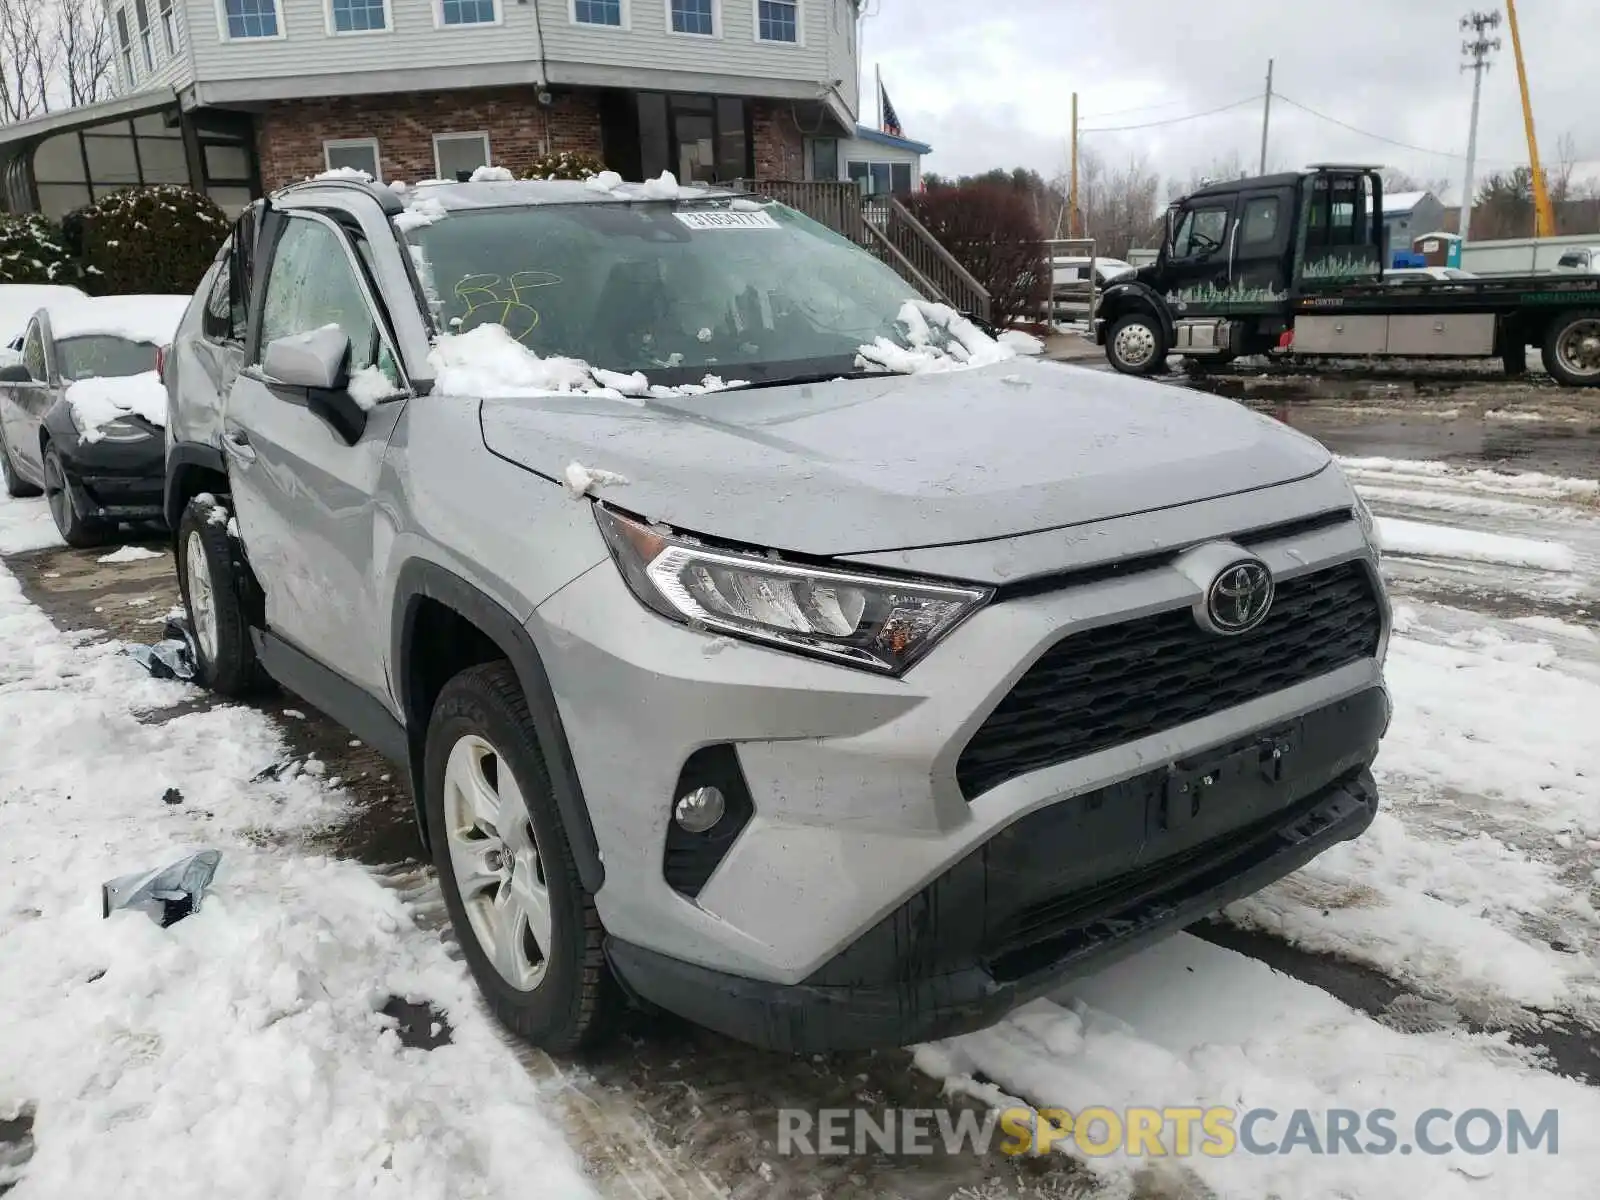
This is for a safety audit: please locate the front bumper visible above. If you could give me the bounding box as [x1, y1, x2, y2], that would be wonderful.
[56, 429, 165, 522]
[532, 505, 1388, 1047]
[609, 751, 1381, 1053]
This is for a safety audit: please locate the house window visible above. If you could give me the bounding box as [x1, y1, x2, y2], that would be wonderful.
[325, 138, 381, 180]
[135, 0, 154, 68]
[223, 0, 280, 38]
[434, 132, 490, 181]
[670, 0, 714, 35]
[159, 0, 179, 52]
[847, 159, 913, 195]
[573, 0, 621, 24]
[756, 0, 797, 42]
[438, 0, 496, 24]
[115, 8, 134, 80]
[810, 137, 837, 180]
[331, 0, 388, 31]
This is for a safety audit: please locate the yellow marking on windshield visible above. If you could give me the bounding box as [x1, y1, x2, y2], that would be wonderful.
[454, 272, 564, 345]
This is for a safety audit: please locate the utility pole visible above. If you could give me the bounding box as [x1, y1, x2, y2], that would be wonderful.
[1459, 10, 1501, 245]
[1069, 91, 1079, 238]
[1258, 59, 1274, 176]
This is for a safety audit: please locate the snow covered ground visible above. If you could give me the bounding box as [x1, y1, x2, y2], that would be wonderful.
[1, 445, 1597, 1198]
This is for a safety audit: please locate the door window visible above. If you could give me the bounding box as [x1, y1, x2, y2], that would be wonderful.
[1172, 206, 1230, 259]
[1240, 196, 1281, 246]
[21, 322, 45, 380]
[258, 215, 384, 378]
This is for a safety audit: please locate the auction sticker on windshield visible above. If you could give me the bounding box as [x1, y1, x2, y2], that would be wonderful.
[674, 210, 780, 231]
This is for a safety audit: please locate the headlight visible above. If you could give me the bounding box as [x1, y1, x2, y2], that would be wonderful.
[71, 409, 151, 444]
[1352, 489, 1380, 553]
[595, 506, 990, 675]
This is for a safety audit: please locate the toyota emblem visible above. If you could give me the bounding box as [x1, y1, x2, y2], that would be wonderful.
[1204, 559, 1274, 635]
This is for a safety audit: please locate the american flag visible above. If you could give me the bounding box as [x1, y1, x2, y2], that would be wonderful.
[881, 83, 903, 138]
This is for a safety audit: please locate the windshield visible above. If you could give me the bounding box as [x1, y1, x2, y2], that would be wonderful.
[403, 199, 927, 383]
[55, 335, 156, 381]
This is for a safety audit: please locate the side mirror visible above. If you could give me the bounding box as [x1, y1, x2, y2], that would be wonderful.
[0, 362, 33, 384]
[262, 327, 369, 445]
[263, 327, 351, 390]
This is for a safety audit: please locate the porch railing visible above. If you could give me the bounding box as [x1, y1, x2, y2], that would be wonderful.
[735, 179, 992, 323]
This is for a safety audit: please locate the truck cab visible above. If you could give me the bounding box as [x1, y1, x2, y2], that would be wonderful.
[1098, 165, 1384, 373]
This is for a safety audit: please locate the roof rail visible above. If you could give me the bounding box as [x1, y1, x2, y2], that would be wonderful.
[273, 175, 404, 217]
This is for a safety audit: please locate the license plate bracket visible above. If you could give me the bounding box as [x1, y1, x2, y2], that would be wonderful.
[1155, 725, 1300, 837]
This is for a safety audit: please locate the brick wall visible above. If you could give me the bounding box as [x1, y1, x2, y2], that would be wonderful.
[254, 88, 604, 189]
[750, 101, 806, 180]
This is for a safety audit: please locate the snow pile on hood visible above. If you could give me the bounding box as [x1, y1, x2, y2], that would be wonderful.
[50, 295, 190, 345]
[65, 371, 166, 440]
[584, 170, 624, 194]
[856, 300, 1017, 375]
[427, 323, 745, 401]
[469, 165, 514, 183]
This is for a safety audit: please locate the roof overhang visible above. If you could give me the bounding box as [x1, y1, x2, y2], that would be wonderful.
[850, 125, 932, 155]
[0, 87, 179, 155]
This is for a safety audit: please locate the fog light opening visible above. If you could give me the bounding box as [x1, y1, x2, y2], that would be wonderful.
[673, 785, 726, 834]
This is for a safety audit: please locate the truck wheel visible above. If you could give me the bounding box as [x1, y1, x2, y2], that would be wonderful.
[1541, 310, 1600, 386]
[425, 662, 621, 1052]
[0, 427, 39, 498]
[176, 493, 261, 696]
[1107, 313, 1168, 376]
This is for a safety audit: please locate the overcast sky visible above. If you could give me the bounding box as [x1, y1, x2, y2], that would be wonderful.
[863, 0, 1598, 202]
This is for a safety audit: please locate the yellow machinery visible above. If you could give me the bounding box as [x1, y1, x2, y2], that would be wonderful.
[1504, 0, 1556, 237]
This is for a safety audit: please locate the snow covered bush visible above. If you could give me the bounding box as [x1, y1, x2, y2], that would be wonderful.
[902, 183, 1046, 325]
[73, 185, 229, 296]
[0, 213, 80, 285]
[521, 150, 607, 181]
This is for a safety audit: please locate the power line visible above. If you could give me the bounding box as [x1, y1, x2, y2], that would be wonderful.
[1082, 96, 1204, 120]
[1275, 92, 1471, 160]
[1080, 94, 1262, 133]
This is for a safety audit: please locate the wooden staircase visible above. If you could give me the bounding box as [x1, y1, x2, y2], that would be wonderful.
[735, 179, 992, 323]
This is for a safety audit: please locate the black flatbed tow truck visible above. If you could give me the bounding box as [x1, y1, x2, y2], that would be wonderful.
[1094, 164, 1600, 386]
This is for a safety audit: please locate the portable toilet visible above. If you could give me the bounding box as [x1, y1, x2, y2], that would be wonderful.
[1414, 231, 1461, 268]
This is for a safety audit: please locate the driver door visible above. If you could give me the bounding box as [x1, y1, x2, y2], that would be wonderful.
[1, 319, 54, 478]
[1165, 199, 1238, 300]
[223, 209, 408, 701]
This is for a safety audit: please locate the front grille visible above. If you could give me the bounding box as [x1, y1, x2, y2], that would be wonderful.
[956, 561, 1382, 798]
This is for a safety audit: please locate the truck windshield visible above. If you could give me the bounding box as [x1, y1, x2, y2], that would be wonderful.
[402, 200, 925, 382]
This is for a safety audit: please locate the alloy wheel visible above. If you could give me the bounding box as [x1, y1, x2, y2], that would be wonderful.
[443, 733, 553, 992]
[1113, 320, 1157, 368]
[1555, 319, 1600, 379]
[184, 531, 220, 665]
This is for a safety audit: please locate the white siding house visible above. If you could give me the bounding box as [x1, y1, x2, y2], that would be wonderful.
[5, 0, 862, 215]
[806, 124, 928, 195]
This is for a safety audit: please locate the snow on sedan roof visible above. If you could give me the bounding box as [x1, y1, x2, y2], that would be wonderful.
[0, 283, 87, 343]
[48, 294, 191, 344]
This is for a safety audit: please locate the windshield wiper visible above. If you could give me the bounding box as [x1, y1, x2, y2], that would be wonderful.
[718, 368, 883, 393]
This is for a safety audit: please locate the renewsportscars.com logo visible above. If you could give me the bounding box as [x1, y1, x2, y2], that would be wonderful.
[777, 1106, 1561, 1159]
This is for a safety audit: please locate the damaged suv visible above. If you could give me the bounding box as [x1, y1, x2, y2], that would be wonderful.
[163, 174, 1390, 1054]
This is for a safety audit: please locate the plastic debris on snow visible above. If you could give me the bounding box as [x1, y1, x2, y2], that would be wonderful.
[346, 364, 398, 410]
[584, 170, 624, 193]
[101, 849, 221, 928]
[563, 461, 629, 499]
[65, 371, 167, 440]
[856, 299, 1017, 375]
[97, 545, 162, 564]
[468, 165, 514, 183]
[123, 612, 198, 682]
[428, 323, 742, 401]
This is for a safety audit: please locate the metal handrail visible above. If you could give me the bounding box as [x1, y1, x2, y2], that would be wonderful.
[861, 220, 944, 303]
[883, 196, 989, 303]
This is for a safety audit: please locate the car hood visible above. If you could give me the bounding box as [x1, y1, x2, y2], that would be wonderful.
[478, 358, 1331, 559]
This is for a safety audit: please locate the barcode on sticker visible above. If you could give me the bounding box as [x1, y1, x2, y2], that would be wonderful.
[673, 210, 780, 231]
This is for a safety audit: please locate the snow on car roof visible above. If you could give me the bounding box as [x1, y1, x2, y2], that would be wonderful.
[48, 294, 191, 344]
[380, 173, 732, 213]
[0, 283, 87, 342]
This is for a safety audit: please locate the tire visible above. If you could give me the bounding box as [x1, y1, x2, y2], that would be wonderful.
[0, 427, 39, 498]
[176, 493, 260, 696]
[42, 442, 104, 548]
[1106, 312, 1168, 377]
[425, 662, 620, 1053]
[1541, 309, 1600, 387]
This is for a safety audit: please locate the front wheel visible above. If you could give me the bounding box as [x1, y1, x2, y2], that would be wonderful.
[176, 493, 260, 696]
[426, 662, 621, 1052]
[1541, 310, 1600, 386]
[42, 443, 104, 548]
[1106, 312, 1168, 376]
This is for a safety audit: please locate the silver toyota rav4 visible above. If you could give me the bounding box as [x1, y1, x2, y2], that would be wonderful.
[163, 176, 1390, 1054]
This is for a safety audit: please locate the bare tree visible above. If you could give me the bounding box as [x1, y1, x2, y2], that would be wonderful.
[0, 0, 59, 122]
[1075, 147, 1162, 258]
[1379, 168, 1452, 198]
[55, 0, 114, 108]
